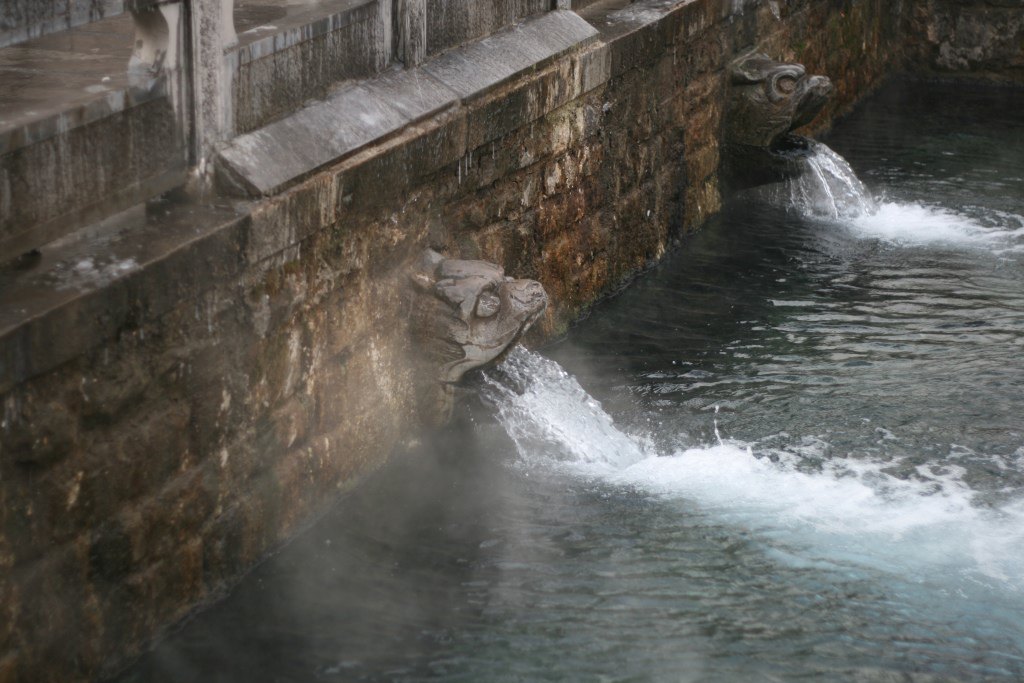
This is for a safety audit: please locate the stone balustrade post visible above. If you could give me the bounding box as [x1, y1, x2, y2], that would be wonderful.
[397, 0, 427, 67]
[189, 0, 237, 186]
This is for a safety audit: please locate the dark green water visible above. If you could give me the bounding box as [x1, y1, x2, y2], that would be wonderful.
[120, 81, 1024, 682]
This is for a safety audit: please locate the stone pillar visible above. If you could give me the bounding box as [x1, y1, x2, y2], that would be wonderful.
[397, 0, 427, 67]
[373, 0, 393, 72]
[553, 0, 571, 9]
[189, 0, 237, 186]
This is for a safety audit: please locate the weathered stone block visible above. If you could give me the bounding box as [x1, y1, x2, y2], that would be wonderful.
[245, 176, 338, 264]
[333, 112, 466, 215]
[463, 59, 581, 151]
[0, 392, 78, 465]
[578, 42, 611, 93]
[424, 0, 549, 57]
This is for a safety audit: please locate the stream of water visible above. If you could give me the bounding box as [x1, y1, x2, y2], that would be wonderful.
[122, 81, 1024, 682]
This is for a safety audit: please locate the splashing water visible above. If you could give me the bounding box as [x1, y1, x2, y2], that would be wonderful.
[757, 141, 1024, 254]
[484, 347, 1024, 589]
[484, 349, 646, 471]
[849, 201, 1024, 250]
[768, 141, 878, 219]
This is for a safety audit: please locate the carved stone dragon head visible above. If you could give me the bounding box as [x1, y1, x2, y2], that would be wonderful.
[723, 52, 833, 188]
[411, 249, 547, 385]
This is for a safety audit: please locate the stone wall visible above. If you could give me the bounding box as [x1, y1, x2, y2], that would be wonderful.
[0, 0, 1001, 680]
[231, 0, 394, 135]
[909, 0, 1024, 82]
[423, 0, 549, 57]
[0, 97, 185, 256]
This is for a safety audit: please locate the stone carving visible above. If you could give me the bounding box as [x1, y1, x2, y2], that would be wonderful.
[723, 52, 833, 188]
[411, 249, 547, 386]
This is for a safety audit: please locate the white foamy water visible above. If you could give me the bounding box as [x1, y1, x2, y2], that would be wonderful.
[486, 347, 1024, 588]
[763, 142, 1024, 254]
[485, 350, 646, 470]
[849, 201, 1024, 252]
[766, 141, 878, 219]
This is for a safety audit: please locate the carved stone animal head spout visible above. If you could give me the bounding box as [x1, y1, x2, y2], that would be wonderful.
[411, 249, 547, 385]
[723, 52, 833, 189]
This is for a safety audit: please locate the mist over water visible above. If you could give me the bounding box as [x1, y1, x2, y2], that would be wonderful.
[121, 81, 1024, 682]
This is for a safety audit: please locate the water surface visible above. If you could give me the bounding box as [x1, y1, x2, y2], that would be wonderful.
[122, 81, 1024, 682]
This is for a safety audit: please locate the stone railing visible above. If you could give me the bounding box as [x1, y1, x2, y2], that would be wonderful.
[0, 0, 578, 259]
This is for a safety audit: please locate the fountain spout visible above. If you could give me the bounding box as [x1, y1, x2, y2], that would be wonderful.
[410, 249, 547, 423]
[723, 52, 833, 190]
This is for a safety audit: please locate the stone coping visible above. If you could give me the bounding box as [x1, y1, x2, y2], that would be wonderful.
[0, 13, 167, 156]
[0, 0, 714, 393]
[218, 9, 601, 197]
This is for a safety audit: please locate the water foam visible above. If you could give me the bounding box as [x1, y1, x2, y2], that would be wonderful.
[767, 141, 878, 219]
[849, 201, 1024, 251]
[485, 347, 1024, 588]
[768, 142, 1024, 254]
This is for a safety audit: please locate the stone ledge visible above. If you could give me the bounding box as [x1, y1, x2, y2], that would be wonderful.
[219, 68, 457, 196]
[421, 9, 598, 100]
[0, 11, 188, 259]
[0, 199, 250, 396]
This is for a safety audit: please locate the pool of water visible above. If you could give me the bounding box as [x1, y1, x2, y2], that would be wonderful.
[120, 80, 1024, 682]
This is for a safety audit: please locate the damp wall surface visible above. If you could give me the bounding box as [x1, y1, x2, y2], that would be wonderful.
[910, 0, 1024, 82]
[0, 0, 1018, 680]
